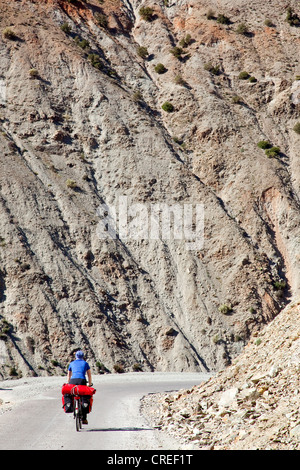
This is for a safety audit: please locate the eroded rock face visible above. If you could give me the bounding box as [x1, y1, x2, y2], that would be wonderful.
[0, 0, 299, 377]
[141, 301, 300, 450]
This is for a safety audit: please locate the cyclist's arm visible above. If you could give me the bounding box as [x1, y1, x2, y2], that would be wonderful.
[87, 369, 92, 386]
[67, 370, 72, 383]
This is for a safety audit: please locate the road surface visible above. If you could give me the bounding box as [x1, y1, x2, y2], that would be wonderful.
[0, 372, 212, 450]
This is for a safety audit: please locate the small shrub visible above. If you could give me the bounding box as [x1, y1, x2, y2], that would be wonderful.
[75, 37, 90, 50]
[60, 22, 72, 34]
[88, 54, 103, 70]
[274, 280, 286, 290]
[154, 63, 167, 74]
[257, 140, 271, 149]
[217, 14, 230, 25]
[113, 363, 125, 373]
[232, 95, 242, 104]
[137, 46, 148, 59]
[206, 9, 215, 20]
[132, 90, 143, 102]
[236, 23, 249, 35]
[204, 62, 220, 75]
[139, 6, 154, 22]
[132, 363, 143, 372]
[174, 74, 185, 85]
[248, 76, 257, 83]
[3, 28, 17, 40]
[264, 19, 275, 27]
[161, 101, 174, 112]
[170, 46, 184, 59]
[218, 304, 232, 315]
[239, 71, 250, 80]
[293, 122, 300, 134]
[66, 179, 77, 189]
[179, 34, 192, 48]
[286, 7, 300, 27]
[95, 12, 108, 28]
[265, 146, 280, 158]
[29, 68, 39, 78]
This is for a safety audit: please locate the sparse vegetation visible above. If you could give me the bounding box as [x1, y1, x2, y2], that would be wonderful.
[257, 140, 272, 149]
[139, 6, 154, 22]
[154, 63, 167, 74]
[170, 46, 184, 60]
[113, 363, 125, 373]
[161, 101, 174, 112]
[218, 304, 233, 315]
[206, 9, 215, 20]
[3, 28, 17, 40]
[217, 14, 230, 25]
[29, 68, 39, 78]
[60, 22, 72, 34]
[265, 146, 280, 158]
[236, 23, 249, 35]
[94, 12, 108, 28]
[137, 46, 149, 59]
[264, 19, 275, 27]
[179, 34, 192, 48]
[239, 71, 250, 80]
[286, 7, 300, 27]
[293, 122, 300, 134]
[204, 62, 220, 75]
[88, 54, 103, 70]
[66, 179, 78, 189]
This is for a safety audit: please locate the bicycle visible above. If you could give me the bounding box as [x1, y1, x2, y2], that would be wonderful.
[72, 383, 94, 432]
[62, 382, 96, 431]
[73, 394, 83, 432]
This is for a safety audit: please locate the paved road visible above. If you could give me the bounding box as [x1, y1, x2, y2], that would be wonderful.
[0, 372, 212, 450]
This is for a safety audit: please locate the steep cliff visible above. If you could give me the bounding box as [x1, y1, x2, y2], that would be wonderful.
[0, 0, 299, 378]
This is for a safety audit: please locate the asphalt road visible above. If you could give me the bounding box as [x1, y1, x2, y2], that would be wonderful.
[0, 372, 212, 450]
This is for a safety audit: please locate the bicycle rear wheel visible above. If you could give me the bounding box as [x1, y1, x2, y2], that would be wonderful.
[75, 400, 82, 431]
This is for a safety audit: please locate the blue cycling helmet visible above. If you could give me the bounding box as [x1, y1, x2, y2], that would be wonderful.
[75, 350, 84, 359]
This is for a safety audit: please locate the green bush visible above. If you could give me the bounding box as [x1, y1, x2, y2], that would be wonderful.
[264, 19, 275, 27]
[170, 46, 183, 59]
[217, 14, 230, 25]
[95, 12, 108, 28]
[257, 140, 271, 149]
[139, 6, 154, 22]
[265, 146, 280, 158]
[162, 101, 174, 112]
[179, 34, 192, 48]
[88, 54, 103, 70]
[66, 179, 78, 189]
[293, 122, 300, 134]
[60, 22, 72, 34]
[204, 62, 220, 75]
[3, 28, 17, 40]
[206, 9, 215, 20]
[137, 46, 148, 59]
[286, 7, 300, 27]
[155, 63, 167, 74]
[239, 71, 250, 80]
[236, 23, 249, 34]
[218, 304, 232, 315]
[29, 68, 39, 78]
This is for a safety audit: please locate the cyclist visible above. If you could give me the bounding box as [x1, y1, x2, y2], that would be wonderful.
[67, 350, 92, 424]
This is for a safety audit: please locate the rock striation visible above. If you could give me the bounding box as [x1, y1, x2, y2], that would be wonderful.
[0, 0, 299, 378]
[141, 300, 300, 450]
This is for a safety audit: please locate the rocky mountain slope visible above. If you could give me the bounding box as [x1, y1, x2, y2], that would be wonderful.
[141, 299, 300, 450]
[0, 0, 299, 378]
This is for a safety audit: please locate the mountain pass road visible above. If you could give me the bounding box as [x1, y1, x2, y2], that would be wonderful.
[0, 372, 212, 450]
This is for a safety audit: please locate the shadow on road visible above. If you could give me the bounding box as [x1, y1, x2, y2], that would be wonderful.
[87, 427, 154, 432]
